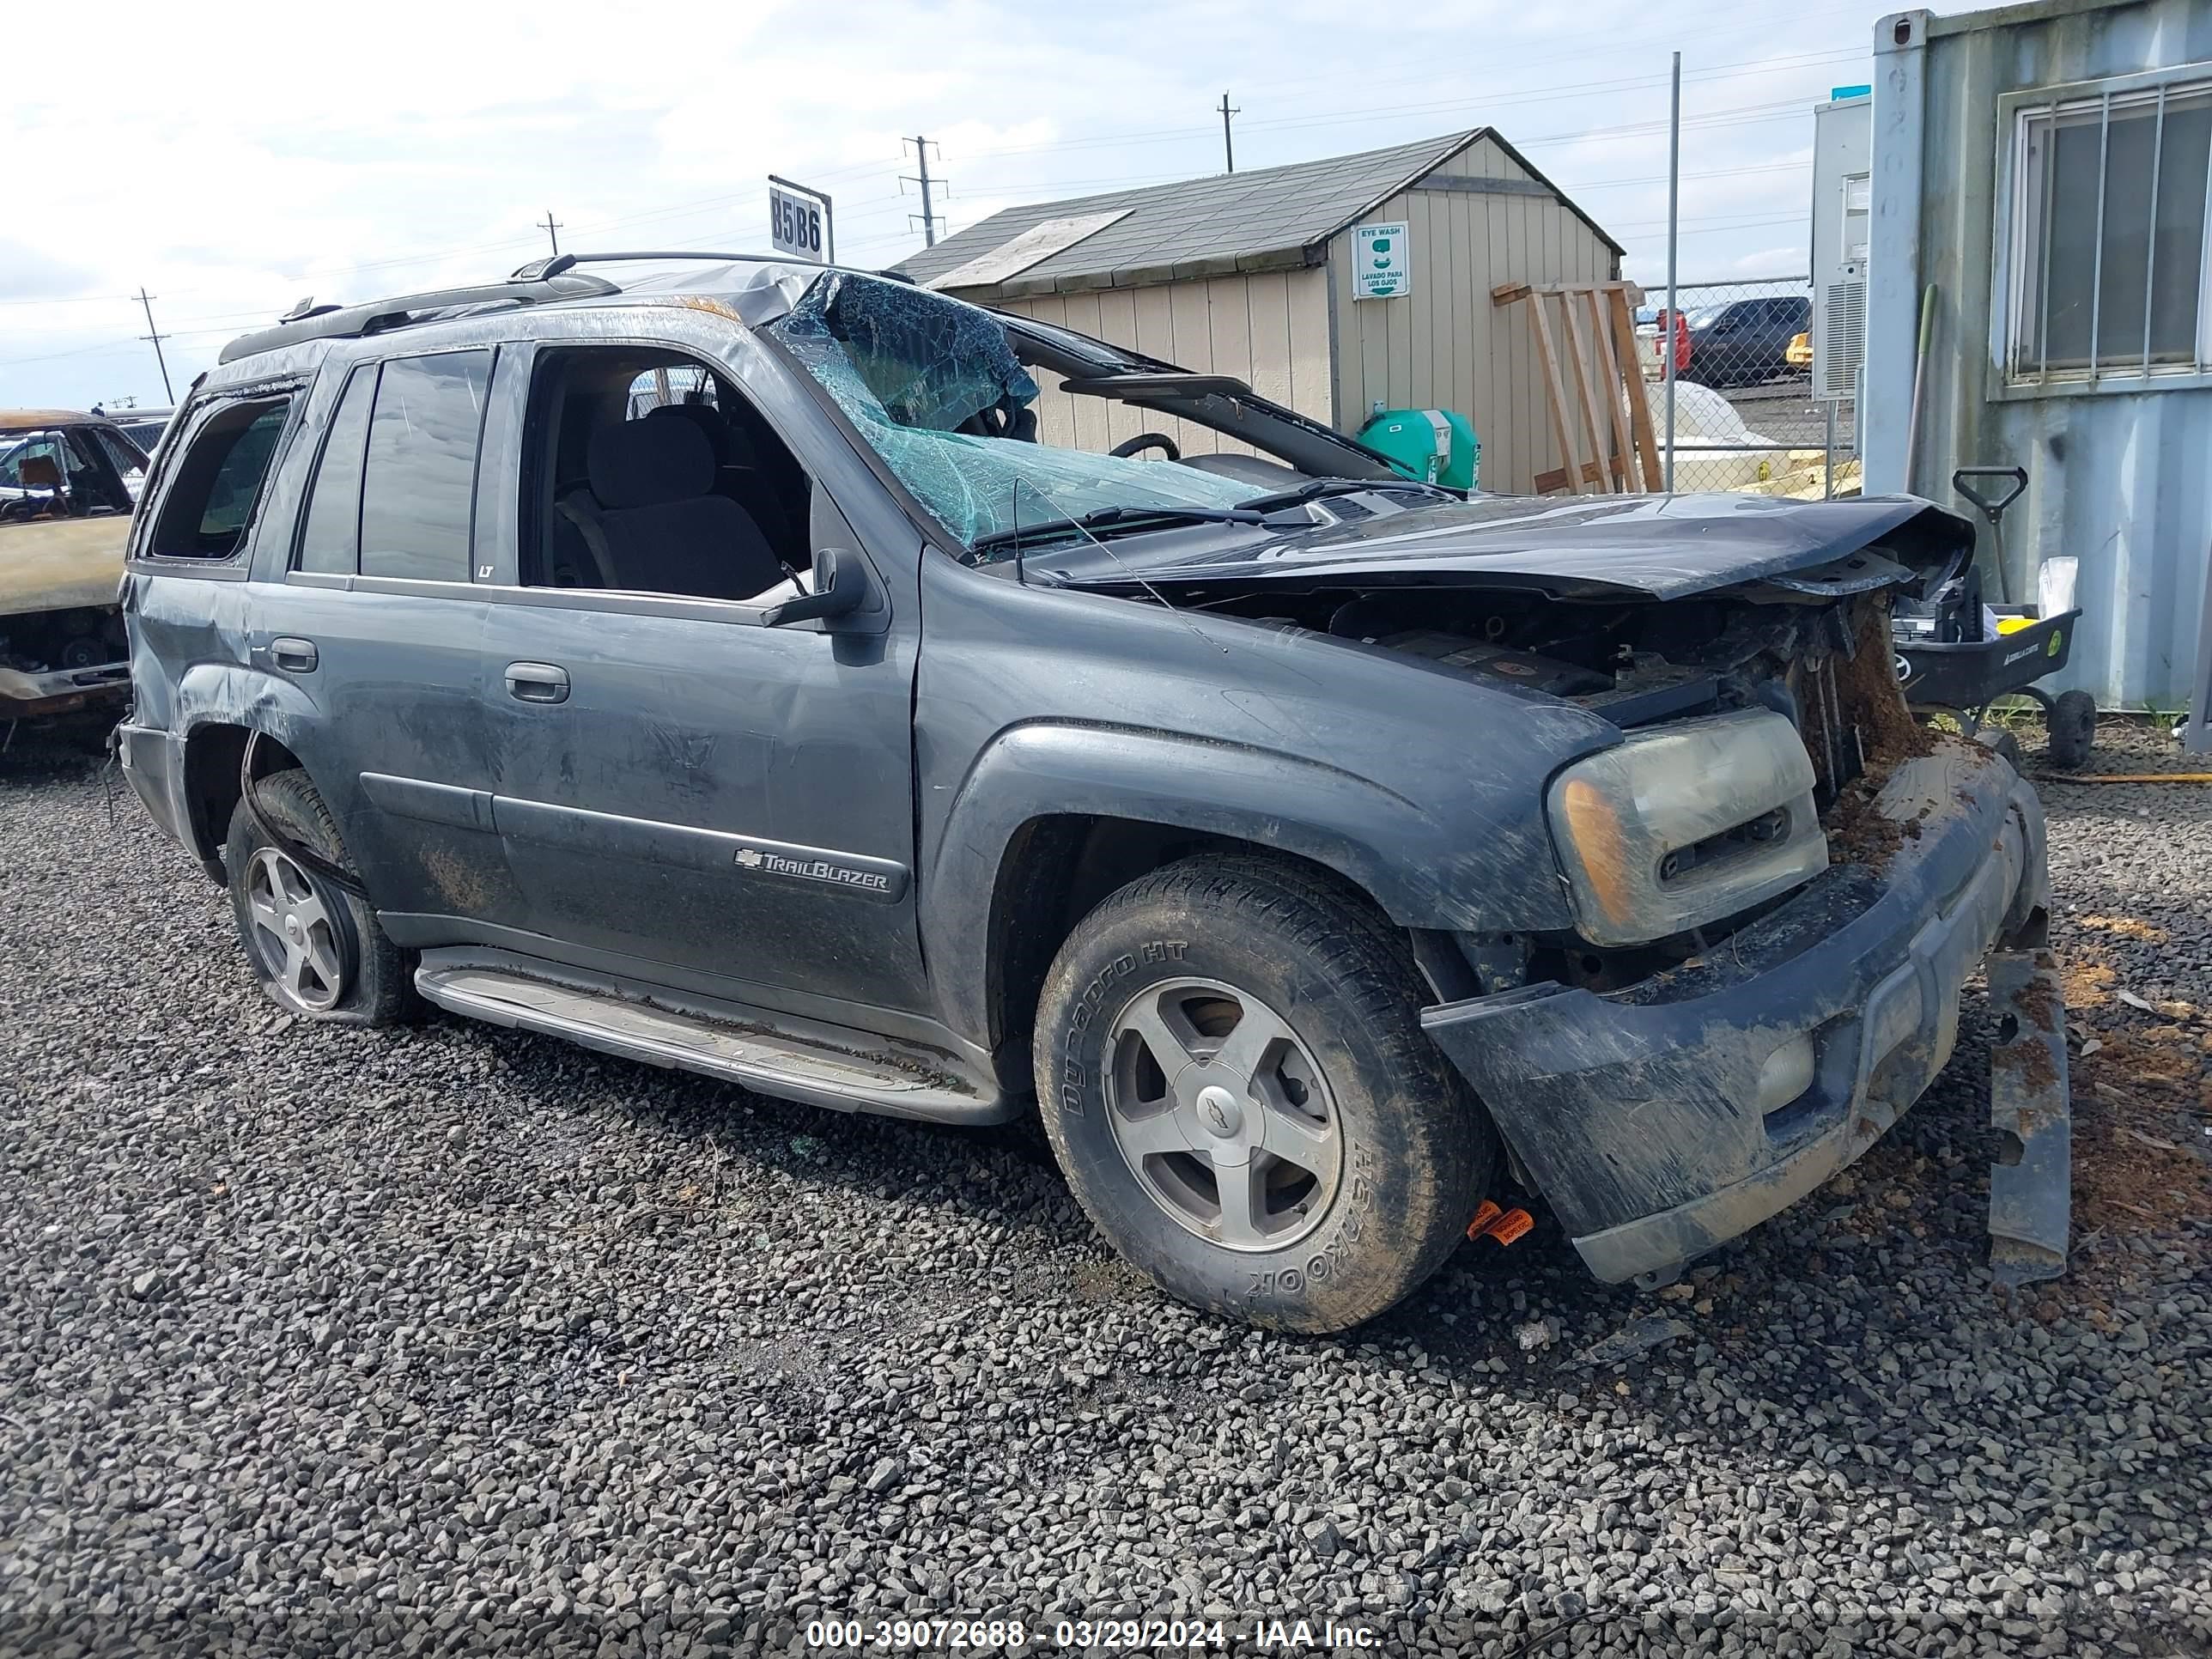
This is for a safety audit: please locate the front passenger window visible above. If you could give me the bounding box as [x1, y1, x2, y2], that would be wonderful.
[522, 347, 814, 604]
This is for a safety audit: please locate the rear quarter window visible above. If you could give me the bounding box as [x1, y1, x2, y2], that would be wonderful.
[144, 397, 296, 560]
[295, 364, 377, 575]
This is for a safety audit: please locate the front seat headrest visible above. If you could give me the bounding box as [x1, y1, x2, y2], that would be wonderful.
[646, 401, 739, 467]
[588, 418, 713, 510]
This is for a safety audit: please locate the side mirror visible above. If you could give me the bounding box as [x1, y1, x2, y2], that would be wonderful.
[763, 545, 865, 627]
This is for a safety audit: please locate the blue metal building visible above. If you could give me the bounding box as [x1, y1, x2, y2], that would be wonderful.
[1863, 0, 2212, 744]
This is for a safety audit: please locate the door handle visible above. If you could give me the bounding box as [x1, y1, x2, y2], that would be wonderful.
[504, 661, 570, 704]
[270, 636, 319, 673]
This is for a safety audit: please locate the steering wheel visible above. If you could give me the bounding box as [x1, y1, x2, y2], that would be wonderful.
[1109, 431, 1181, 462]
[957, 402, 1040, 442]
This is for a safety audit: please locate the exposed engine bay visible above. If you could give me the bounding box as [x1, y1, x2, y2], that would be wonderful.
[1, 606, 127, 678]
[1181, 559, 1927, 814]
[1109, 539, 1957, 996]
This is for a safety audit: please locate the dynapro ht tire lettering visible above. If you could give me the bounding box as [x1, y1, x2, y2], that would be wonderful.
[1036, 854, 1495, 1334]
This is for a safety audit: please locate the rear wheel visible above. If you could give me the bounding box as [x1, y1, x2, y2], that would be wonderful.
[2045, 690, 2096, 769]
[1036, 855, 1495, 1333]
[224, 768, 411, 1025]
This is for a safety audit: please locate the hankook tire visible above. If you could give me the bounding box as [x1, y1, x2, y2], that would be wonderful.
[1036, 854, 1496, 1333]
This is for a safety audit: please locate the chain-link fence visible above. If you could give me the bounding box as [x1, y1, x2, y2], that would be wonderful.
[1637, 276, 1859, 498]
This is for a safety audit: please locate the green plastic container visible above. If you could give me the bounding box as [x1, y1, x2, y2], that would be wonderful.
[1358, 407, 1480, 490]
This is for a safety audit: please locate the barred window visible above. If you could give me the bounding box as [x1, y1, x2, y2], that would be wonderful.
[2004, 69, 2212, 386]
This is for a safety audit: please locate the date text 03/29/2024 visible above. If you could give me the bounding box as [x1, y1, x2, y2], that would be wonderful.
[804, 1617, 1385, 1650]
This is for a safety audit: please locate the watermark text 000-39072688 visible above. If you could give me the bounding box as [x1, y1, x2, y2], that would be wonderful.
[803, 1614, 1388, 1650]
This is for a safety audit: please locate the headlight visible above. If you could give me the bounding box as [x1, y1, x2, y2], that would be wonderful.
[1547, 709, 1826, 946]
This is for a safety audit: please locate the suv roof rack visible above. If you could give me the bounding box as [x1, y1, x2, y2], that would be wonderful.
[512, 251, 751, 279]
[220, 251, 915, 367]
[510, 250, 916, 283]
[218, 271, 623, 365]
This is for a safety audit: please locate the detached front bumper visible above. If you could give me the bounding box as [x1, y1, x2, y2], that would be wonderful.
[0, 659, 130, 720]
[1423, 740, 2047, 1285]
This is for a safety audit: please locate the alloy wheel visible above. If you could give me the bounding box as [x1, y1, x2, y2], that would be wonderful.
[243, 846, 345, 1012]
[1103, 976, 1343, 1252]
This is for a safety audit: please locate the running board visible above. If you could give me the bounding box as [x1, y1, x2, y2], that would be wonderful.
[413, 959, 1007, 1125]
[1986, 949, 2071, 1288]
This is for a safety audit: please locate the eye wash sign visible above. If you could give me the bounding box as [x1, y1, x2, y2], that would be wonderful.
[1352, 222, 1410, 299]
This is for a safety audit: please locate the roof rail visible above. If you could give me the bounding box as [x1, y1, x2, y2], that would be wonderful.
[218, 271, 622, 364]
[508, 250, 900, 282]
[509, 250, 814, 282]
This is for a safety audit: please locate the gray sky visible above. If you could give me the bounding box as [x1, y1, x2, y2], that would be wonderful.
[1, 0, 1889, 410]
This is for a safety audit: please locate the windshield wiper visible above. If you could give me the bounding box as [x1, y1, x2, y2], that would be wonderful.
[1234, 476, 1458, 513]
[968, 502, 1273, 556]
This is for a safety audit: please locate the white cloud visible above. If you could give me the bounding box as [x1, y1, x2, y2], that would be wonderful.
[1, 0, 1884, 406]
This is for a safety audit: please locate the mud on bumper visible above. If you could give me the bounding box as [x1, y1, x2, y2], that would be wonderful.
[1422, 741, 2048, 1285]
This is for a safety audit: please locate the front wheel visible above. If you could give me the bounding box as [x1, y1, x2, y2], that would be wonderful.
[1036, 855, 1496, 1333]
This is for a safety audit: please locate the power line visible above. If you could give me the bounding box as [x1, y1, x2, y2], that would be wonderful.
[874, 46, 1861, 172]
[276, 43, 1847, 283]
[135, 289, 173, 404]
[0, 40, 1861, 383]
[756, 4, 1872, 198]
[0, 204, 1811, 374]
[0, 294, 136, 308]
[821, 101, 1821, 252]
[30, 46, 1852, 319]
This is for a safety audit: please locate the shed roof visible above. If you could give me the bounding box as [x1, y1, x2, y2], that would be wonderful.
[896, 128, 1621, 297]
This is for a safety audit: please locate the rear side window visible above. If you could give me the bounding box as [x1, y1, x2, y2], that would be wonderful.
[359, 350, 492, 583]
[295, 364, 377, 574]
[93, 428, 149, 483]
[145, 397, 295, 559]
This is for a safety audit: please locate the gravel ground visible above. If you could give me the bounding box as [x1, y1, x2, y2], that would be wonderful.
[1717, 386, 1844, 451]
[2, 721, 2206, 1658]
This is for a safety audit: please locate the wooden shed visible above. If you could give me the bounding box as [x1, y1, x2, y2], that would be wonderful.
[896, 130, 1623, 494]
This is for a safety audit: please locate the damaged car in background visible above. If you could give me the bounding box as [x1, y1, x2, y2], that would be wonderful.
[1, 409, 151, 731]
[115, 258, 2067, 1334]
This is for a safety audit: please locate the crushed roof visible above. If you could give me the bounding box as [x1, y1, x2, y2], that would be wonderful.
[896, 129, 1620, 296]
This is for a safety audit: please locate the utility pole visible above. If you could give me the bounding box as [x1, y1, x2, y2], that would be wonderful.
[1218, 92, 1239, 173]
[538, 210, 563, 255]
[136, 289, 173, 404]
[1662, 51, 1681, 494]
[902, 137, 943, 246]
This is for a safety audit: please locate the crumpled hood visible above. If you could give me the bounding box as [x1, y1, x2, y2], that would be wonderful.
[1046, 491, 1973, 602]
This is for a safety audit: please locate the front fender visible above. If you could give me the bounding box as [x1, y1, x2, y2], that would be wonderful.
[921, 719, 1581, 1048]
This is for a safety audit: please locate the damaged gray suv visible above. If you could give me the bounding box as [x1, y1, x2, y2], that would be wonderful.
[118, 253, 2063, 1333]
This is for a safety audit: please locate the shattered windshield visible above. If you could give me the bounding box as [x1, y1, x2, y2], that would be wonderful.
[769, 271, 1254, 558]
